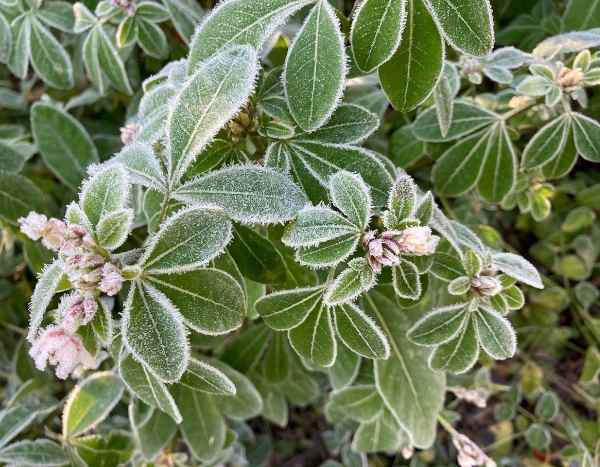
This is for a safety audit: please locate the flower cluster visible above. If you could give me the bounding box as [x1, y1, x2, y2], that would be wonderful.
[452, 433, 497, 467]
[363, 226, 439, 273]
[19, 212, 124, 379]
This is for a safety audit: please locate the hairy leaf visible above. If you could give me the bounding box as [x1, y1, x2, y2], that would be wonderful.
[80, 164, 129, 227]
[475, 307, 516, 360]
[288, 302, 337, 367]
[407, 303, 468, 346]
[329, 171, 372, 230]
[335, 303, 390, 359]
[256, 286, 324, 331]
[179, 358, 236, 395]
[429, 315, 479, 374]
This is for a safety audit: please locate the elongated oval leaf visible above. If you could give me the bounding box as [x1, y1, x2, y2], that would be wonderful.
[210, 360, 263, 420]
[179, 358, 236, 395]
[407, 303, 468, 346]
[335, 303, 390, 360]
[288, 303, 337, 367]
[0, 439, 67, 466]
[173, 165, 306, 224]
[351, 0, 407, 73]
[27, 260, 64, 342]
[282, 206, 360, 248]
[475, 307, 516, 360]
[492, 253, 543, 289]
[110, 143, 165, 190]
[0, 13, 11, 64]
[7, 16, 30, 80]
[256, 286, 324, 331]
[324, 260, 376, 306]
[429, 315, 479, 374]
[29, 17, 73, 89]
[284, 0, 346, 132]
[187, 0, 312, 72]
[146, 268, 244, 335]
[327, 385, 383, 423]
[122, 282, 189, 382]
[300, 104, 379, 144]
[572, 112, 600, 162]
[0, 173, 51, 225]
[379, 0, 444, 112]
[168, 46, 258, 185]
[329, 171, 372, 230]
[63, 372, 124, 438]
[80, 164, 129, 227]
[424, 0, 494, 56]
[296, 234, 360, 268]
[365, 291, 445, 449]
[141, 206, 232, 274]
[31, 102, 99, 191]
[477, 123, 516, 203]
[119, 354, 182, 423]
[522, 114, 571, 170]
[96, 25, 132, 94]
[392, 260, 422, 300]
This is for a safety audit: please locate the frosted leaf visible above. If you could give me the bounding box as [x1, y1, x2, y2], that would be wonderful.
[522, 114, 571, 170]
[96, 208, 134, 250]
[27, 260, 65, 342]
[326, 385, 383, 423]
[264, 141, 292, 173]
[429, 315, 479, 374]
[392, 260, 422, 300]
[283, 0, 347, 132]
[79, 164, 129, 227]
[255, 286, 325, 331]
[288, 302, 337, 367]
[491, 252, 543, 289]
[296, 234, 360, 269]
[385, 174, 416, 228]
[187, 0, 313, 73]
[475, 306, 517, 360]
[179, 357, 236, 395]
[334, 303, 390, 360]
[29, 17, 74, 90]
[572, 112, 600, 162]
[137, 82, 177, 144]
[282, 206, 360, 248]
[65, 202, 93, 233]
[329, 171, 372, 231]
[533, 30, 600, 58]
[122, 281, 189, 382]
[209, 359, 263, 420]
[140, 206, 233, 275]
[173, 165, 307, 224]
[167, 45, 259, 186]
[407, 303, 468, 347]
[110, 143, 166, 190]
[324, 258, 376, 306]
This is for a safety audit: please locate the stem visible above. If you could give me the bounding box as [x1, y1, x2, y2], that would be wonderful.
[157, 188, 171, 227]
[437, 415, 459, 437]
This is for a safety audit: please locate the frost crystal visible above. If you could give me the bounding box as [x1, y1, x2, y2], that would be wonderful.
[452, 433, 496, 467]
[30, 326, 96, 379]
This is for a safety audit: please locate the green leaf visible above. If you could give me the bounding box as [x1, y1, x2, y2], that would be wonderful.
[432, 128, 490, 197]
[385, 174, 416, 227]
[476, 123, 517, 203]
[392, 260, 422, 300]
[129, 403, 176, 461]
[329, 171, 372, 230]
[119, 353, 182, 423]
[563, 0, 600, 29]
[0, 13, 11, 64]
[80, 164, 129, 227]
[284, 0, 346, 132]
[289, 302, 337, 367]
[0, 173, 50, 225]
[0, 405, 42, 449]
[229, 225, 287, 284]
[63, 372, 124, 438]
[122, 282, 189, 382]
[542, 131, 578, 179]
[463, 248, 482, 277]
[168, 46, 259, 185]
[522, 114, 571, 170]
[296, 234, 360, 268]
[173, 165, 307, 224]
[211, 360, 263, 420]
[96, 25, 132, 94]
[256, 286, 324, 331]
[137, 20, 168, 59]
[301, 103, 379, 144]
[327, 385, 383, 423]
[7, 16, 30, 80]
[430, 252, 467, 281]
[141, 206, 232, 275]
[147, 269, 244, 335]
[572, 112, 600, 162]
[407, 303, 468, 346]
[29, 17, 73, 89]
[352, 410, 406, 453]
[379, 0, 444, 112]
[502, 285, 525, 310]
[26, 260, 64, 342]
[474, 307, 516, 360]
[187, 0, 311, 71]
[429, 315, 479, 374]
[350, 0, 407, 73]
[325, 258, 376, 306]
[412, 101, 498, 142]
[424, 0, 494, 56]
[31, 102, 99, 191]
[433, 63, 455, 138]
[173, 387, 226, 462]
[0, 141, 24, 173]
[282, 206, 360, 248]
[390, 126, 426, 168]
[0, 439, 67, 466]
[328, 343, 360, 390]
[162, 0, 203, 43]
[38, 1, 75, 32]
[492, 253, 543, 289]
[261, 332, 290, 383]
[365, 291, 445, 448]
[96, 208, 133, 250]
[287, 141, 393, 207]
[179, 358, 236, 395]
[335, 303, 390, 359]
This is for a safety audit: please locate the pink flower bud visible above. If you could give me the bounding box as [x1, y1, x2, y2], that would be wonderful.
[99, 263, 123, 296]
[18, 212, 48, 241]
[29, 326, 96, 379]
[471, 276, 502, 297]
[397, 226, 439, 256]
[59, 293, 98, 333]
[452, 434, 496, 467]
[41, 219, 67, 251]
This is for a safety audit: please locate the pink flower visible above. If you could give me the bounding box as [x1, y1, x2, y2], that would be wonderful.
[29, 326, 96, 379]
[363, 231, 401, 273]
[18, 212, 48, 241]
[99, 263, 123, 296]
[471, 276, 502, 297]
[41, 219, 67, 251]
[59, 293, 98, 333]
[452, 434, 496, 467]
[397, 226, 439, 256]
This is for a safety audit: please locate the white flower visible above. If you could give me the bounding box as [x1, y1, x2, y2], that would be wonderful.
[452, 434, 496, 467]
[398, 226, 439, 256]
[29, 326, 96, 379]
[471, 276, 502, 297]
[99, 263, 123, 296]
[59, 293, 98, 333]
[18, 212, 48, 241]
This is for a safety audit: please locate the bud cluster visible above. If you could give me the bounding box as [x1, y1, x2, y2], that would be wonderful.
[470, 269, 502, 297]
[363, 226, 439, 273]
[19, 212, 124, 379]
[452, 433, 497, 467]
